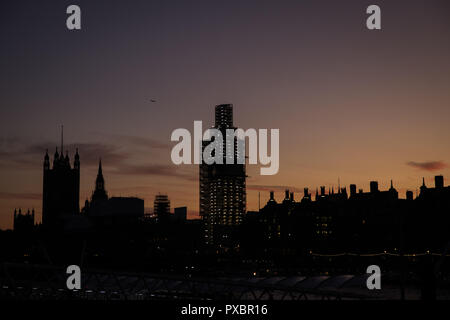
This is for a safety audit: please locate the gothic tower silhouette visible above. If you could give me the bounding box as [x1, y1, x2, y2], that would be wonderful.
[42, 130, 80, 228]
[91, 159, 108, 202]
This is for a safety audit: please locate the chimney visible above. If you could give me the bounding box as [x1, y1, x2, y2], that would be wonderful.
[320, 186, 325, 196]
[435, 175, 444, 189]
[406, 190, 414, 200]
[370, 181, 379, 193]
[350, 184, 357, 196]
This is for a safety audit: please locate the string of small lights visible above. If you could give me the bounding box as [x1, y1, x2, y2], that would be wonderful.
[309, 251, 448, 257]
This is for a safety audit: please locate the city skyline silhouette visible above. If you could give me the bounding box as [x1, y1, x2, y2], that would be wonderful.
[2, 1, 450, 229]
[2, 126, 448, 230]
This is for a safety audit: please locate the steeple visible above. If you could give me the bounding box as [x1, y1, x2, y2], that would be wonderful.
[420, 177, 427, 196]
[92, 159, 108, 202]
[74, 148, 80, 170]
[387, 179, 398, 199]
[389, 179, 397, 192]
[96, 159, 104, 190]
[98, 159, 102, 175]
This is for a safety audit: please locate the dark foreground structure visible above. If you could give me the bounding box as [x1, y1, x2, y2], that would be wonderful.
[2, 262, 450, 300]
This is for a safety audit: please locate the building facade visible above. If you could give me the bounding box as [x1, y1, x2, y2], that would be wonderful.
[154, 194, 171, 222]
[200, 104, 246, 245]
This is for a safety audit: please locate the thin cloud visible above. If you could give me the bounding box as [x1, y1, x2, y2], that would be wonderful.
[113, 135, 170, 150]
[114, 164, 196, 181]
[406, 161, 447, 171]
[64, 143, 129, 167]
[0, 192, 41, 200]
[91, 132, 171, 150]
[1, 133, 170, 170]
[1, 137, 196, 181]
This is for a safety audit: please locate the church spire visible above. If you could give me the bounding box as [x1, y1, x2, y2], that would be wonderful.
[98, 158, 102, 175]
[96, 159, 104, 190]
[92, 159, 108, 202]
[74, 148, 80, 170]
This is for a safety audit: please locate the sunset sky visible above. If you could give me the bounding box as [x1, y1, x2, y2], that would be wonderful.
[1, 0, 450, 229]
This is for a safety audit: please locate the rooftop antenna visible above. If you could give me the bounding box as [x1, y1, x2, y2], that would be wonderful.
[61, 125, 64, 155]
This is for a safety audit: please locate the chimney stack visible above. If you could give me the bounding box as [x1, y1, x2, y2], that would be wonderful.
[320, 186, 325, 196]
[406, 190, 414, 200]
[435, 175, 444, 189]
[350, 184, 357, 196]
[370, 181, 379, 193]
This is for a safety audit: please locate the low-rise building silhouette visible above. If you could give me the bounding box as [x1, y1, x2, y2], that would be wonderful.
[13, 208, 34, 233]
[82, 160, 144, 227]
[173, 206, 187, 223]
[242, 176, 450, 253]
